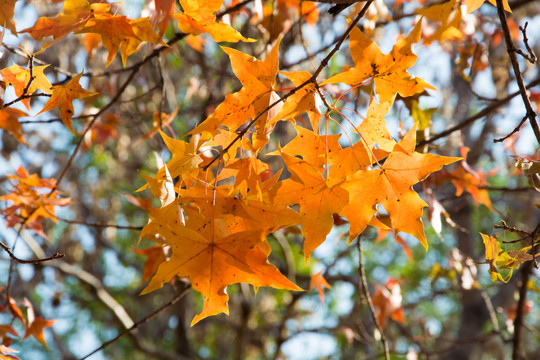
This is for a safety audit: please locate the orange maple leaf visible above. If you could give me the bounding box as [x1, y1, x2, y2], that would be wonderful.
[179, 185, 302, 233]
[118, 17, 168, 67]
[0, 166, 71, 234]
[271, 70, 322, 130]
[0, 108, 28, 144]
[0, 0, 17, 34]
[465, 0, 511, 13]
[20, 1, 111, 50]
[355, 96, 397, 153]
[173, 0, 255, 43]
[274, 125, 341, 172]
[1, 64, 52, 109]
[0, 0, 17, 35]
[189, 40, 282, 150]
[340, 125, 460, 247]
[132, 246, 167, 282]
[142, 220, 300, 325]
[218, 153, 271, 199]
[309, 271, 332, 305]
[75, 13, 141, 67]
[415, 0, 464, 44]
[135, 107, 178, 145]
[0, 344, 19, 360]
[267, 151, 349, 262]
[372, 279, 405, 329]
[447, 147, 494, 209]
[37, 72, 98, 134]
[322, 20, 434, 102]
[23, 317, 55, 348]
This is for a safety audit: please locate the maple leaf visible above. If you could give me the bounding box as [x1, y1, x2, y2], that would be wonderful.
[23, 317, 55, 348]
[0, 108, 28, 144]
[274, 125, 341, 172]
[0, 324, 19, 339]
[326, 140, 373, 181]
[0, 0, 17, 34]
[173, 0, 255, 43]
[465, 0, 511, 14]
[137, 131, 203, 194]
[271, 71, 322, 130]
[372, 279, 405, 329]
[37, 72, 98, 134]
[82, 113, 119, 151]
[189, 40, 282, 149]
[447, 147, 494, 209]
[147, 0, 175, 36]
[132, 246, 167, 282]
[0, 344, 19, 360]
[119, 17, 168, 67]
[1, 64, 53, 109]
[7, 297, 25, 326]
[356, 96, 397, 153]
[218, 153, 271, 199]
[415, 0, 464, 44]
[0, 166, 71, 234]
[142, 217, 300, 325]
[179, 185, 302, 233]
[75, 13, 141, 67]
[135, 107, 178, 145]
[322, 20, 434, 102]
[340, 125, 459, 247]
[20, 1, 111, 50]
[138, 161, 181, 244]
[309, 271, 332, 305]
[481, 232, 532, 282]
[267, 151, 349, 261]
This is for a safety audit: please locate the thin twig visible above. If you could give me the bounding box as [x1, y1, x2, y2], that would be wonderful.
[479, 186, 533, 192]
[357, 236, 390, 360]
[495, 0, 540, 145]
[494, 115, 528, 143]
[516, 22, 536, 64]
[0, 241, 64, 264]
[79, 285, 192, 360]
[42, 208, 143, 230]
[418, 76, 540, 147]
[494, 220, 531, 236]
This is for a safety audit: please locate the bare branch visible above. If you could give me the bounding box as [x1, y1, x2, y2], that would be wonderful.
[516, 22, 536, 64]
[79, 286, 192, 360]
[0, 241, 64, 264]
[418, 76, 540, 147]
[494, 115, 528, 143]
[357, 236, 390, 360]
[495, 0, 540, 145]
[512, 223, 540, 360]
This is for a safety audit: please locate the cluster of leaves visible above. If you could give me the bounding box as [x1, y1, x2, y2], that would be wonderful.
[135, 12, 463, 324]
[0, 0, 539, 358]
[0, 294, 54, 360]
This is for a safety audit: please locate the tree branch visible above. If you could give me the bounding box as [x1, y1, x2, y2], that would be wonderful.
[417, 76, 540, 147]
[0, 241, 64, 264]
[512, 223, 540, 360]
[495, 0, 540, 145]
[80, 286, 192, 360]
[357, 236, 390, 360]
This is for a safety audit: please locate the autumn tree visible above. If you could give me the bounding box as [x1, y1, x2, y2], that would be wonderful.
[0, 0, 539, 359]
